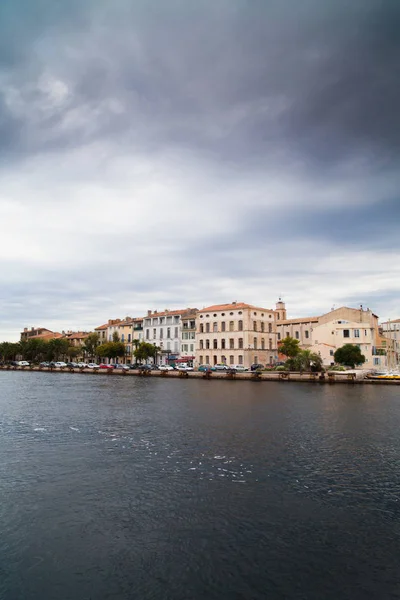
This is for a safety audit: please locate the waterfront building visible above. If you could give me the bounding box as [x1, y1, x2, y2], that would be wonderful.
[195, 301, 278, 369]
[94, 323, 108, 344]
[380, 319, 400, 368]
[143, 308, 198, 365]
[276, 304, 381, 369]
[20, 327, 64, 342]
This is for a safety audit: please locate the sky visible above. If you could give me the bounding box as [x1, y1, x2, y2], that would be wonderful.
[0, 0, 399, 341]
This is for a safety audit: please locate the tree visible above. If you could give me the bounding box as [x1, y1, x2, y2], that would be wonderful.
[0, 342, 21, 361]
[83, 333, 100, 360]
[278, 336, 301, 358]
[97, 342, 126, 361]
[334, 344, 366, 369]
[133, 341, 158, 364]
[112, 331, 120, 343]
[44, 338, 71, 361]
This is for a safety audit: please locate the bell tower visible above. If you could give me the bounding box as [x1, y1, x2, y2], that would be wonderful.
[275, 298, 287, 321]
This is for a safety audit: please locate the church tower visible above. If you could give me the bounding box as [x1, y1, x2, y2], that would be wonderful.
[275, 298, 287, 321]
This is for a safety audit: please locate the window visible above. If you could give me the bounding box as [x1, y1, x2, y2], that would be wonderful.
[238, 338, 243, 349]
[238, 311, 242, 315]
[167, 342, 171, 350]
[200, 340, 204, 350]
[330, 350, 334, 356]
[153, 318, 158, 326]
[229, 321, 234, 331]
[221, 356, 227, 364]
[174, 342, 178, 352]
[121, 334, 125, 342]
[277, 314, 280, 320]
[254, 337, 257, 350]
[254, 356, 258, 364]
[253, 321, 257, 331]
[295, 331, 299, 339]
[286, 332, 290, 337]
[190, 344, 193, 352]
[238, 355, 243, 365]
[146, 329, 149, 340]
[277, 333, 281, 340]
[261, 322, 265, 332]
[128, 334, 131, 343]
[221, 321, 226, 332]
[182, 344, 188, 351]
[205, 355, 209, 364]
[269, 338, 272, 350]
[167, 316, 172, 324]
[261, 338, 265, 350]
[167, 328, 171, 338]
[354, 329, 360, 338]
[213, 314, 217, 317]
[213, 322, 218, 332]
[229, 355, 234, 365]
[159, 317, 164, 324]
[364, 330, 368, 336]
[160, 328, 163, 339]
[213, 339, 218, 349]
[206, 323, 210, 333]
[343, 330, 350, 338]
[126, 346, 131, 355]
[153, 329, 156, 339]
[221, 339, 226, 349]
[230, 312, 234, 315]
[305, 330, 309, 339]
[174, 327, 178, 338]
[206, 339, 210, 349]
[374, 357, 380, 366]
[200, 324, 204, 333]
[229, 338, 234, 349]
[199, 356, 203, 365]
[254, 312, 257, 316]
[238, 320, 243, 331]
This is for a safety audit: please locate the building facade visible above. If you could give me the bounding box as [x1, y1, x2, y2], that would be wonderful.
[276, 304, 381, 369]
[143, 308, 198, 365]
[195, 302, 278, 368]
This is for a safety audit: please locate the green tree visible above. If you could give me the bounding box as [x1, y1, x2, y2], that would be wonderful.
[112, 331, 120, 343]
[20, 338, 47, 362]
[0, 342, 21, 361]
[285, 349, 323, 372]
[45, 338, 71, 361]
[334, 344, 366, 369]
[97, 342, 126, 361]
[133, 341, 158, 364]
[278, 336, 301, 358]
[83, 333, 100, 360]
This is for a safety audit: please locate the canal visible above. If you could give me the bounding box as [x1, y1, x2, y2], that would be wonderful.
[1, 372, 399, 599]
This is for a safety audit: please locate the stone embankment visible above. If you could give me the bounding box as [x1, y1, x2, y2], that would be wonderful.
[1, 365, 399, 384]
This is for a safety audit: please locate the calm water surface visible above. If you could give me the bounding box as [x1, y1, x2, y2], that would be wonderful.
[1, 372, 400, 599]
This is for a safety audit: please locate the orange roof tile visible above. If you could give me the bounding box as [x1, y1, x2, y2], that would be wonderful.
[95, 323, 108, 330]
[198, 302, 273, 313]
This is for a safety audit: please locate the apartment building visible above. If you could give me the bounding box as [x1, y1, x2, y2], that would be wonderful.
[20, 327, 63, 342]
[180, 311, 197, 365]
[276, 304, 381, 369]
[380, 319, 400, 368]
[94, 323, 108, 344]
[195, 301, 278, 368]
[143, 308, 198, 364]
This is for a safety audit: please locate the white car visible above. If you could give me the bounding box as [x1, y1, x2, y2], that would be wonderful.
[159, 364, 174, 371]
[213, 363, 230, 371]
[54, 361, 67, 368]
[232, 365, 248, 372]
[176, 365, 194, 371]
[77, 362, 88, 368]
[17, 361, 30, 367]
[87, 363, 100, 369]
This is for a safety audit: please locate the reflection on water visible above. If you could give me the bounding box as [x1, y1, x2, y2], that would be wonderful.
[1, 372, 400, 600]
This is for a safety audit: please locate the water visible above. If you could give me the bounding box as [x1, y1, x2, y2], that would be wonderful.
[1, 372, 400, 599]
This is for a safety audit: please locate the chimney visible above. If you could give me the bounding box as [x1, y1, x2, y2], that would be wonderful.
[24, 328, 28, 332]
[232, 301, 236, 305]
[147, 310, 152, 316]
[165, 309, 169, 313]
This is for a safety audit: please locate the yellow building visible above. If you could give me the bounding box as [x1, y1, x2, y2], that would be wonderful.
[195, 301, 278, 368]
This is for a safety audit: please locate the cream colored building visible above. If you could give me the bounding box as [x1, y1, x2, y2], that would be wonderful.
[277, 304, 381, 369]
[195, 301, 278, 368]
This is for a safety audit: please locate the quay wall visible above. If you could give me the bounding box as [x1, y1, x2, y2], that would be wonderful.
[0, 365, 399, 384]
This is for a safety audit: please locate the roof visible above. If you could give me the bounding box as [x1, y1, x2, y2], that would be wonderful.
[198, 302, 273, 313]
[34, 332, 64, 340]
[144, 308, 198, 319]
[278, 317, 319, 325]
[381, 318, 400, 325]
[66, 332, 89, 340]
[95, 323, 108, 330]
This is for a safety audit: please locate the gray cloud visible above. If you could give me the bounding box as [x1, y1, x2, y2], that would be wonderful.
[0, 0, 399, 339]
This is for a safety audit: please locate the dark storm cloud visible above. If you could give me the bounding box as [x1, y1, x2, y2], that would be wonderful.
[1, 0, 400, 171]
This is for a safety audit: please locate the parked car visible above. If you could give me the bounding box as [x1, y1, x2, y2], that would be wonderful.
[129, 363, 142, 370]
[214, 364, 230, 371]
[99, 363, 114, 370]
[139, 364, 152, 371]
[250, 363, 265, 371]
[198, 364, 216, 372]
[150, 365, 159, 370]
[232, 365, 248, 372]
[115, 364, 130, 371]
[77, 362, 88, 368]
[54, 361, 67, 368]
[87, 363, 100, 369]
[66, 362, 79, 368]
[40, 361, 50, 367]
[159, 364, 175, 371]
[16, 361, 30, 367]
[176, 365, 194, 371]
